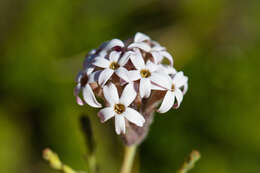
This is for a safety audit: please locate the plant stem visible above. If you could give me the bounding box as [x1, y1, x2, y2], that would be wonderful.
[88, 154, 97, 173]
[120, 145, 137, 173]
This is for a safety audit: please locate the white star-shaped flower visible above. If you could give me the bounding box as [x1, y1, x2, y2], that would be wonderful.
[74, 69, 102, 108]
[93, 51, 131, 86]
[98, 83, 145, 135]
[157, 71, 188, 113]
[128, 49, 170, 98]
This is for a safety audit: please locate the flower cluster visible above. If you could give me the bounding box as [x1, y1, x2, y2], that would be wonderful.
[74, 32, 188, 136]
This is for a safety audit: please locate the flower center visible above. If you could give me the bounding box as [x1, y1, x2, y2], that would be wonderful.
[114, 104, 125, 114]
[171, 84, 175, 91]
[109, 62, 120, 70]
[140, 69, 151, 78]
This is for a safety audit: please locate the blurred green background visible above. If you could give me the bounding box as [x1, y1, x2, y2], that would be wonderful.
[1, 0, 260, 172]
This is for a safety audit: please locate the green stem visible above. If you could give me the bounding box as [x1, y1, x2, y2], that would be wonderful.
[120, 145, 137, 173]
[88, 154, 97, 173]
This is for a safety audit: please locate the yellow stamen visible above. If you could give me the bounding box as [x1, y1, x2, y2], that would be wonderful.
[109, 62, 120, 70]
[140, 69, 151, 78]
[171, 84, 175, 91]
[114, 104, 125, 114]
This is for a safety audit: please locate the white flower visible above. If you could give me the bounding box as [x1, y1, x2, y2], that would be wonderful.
[128, 49, 170, 98]
[74, 69, 102, 108]
[128, 32, 151, 52]
[93, 51, 131, 86]
[98, 83, 145, 135]
[157, 72, 188, 113]
[150, 41, 174, 65]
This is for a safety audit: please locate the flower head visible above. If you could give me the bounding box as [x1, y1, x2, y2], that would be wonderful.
[74, 32, 188, 143]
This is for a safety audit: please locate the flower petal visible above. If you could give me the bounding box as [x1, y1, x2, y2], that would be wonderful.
[120, 83, 137, 107]
[174, 88, 183, 108]
[74, 83, 85, 106]
[152, 44, 165, 51]
[128, 42, 151, 52]
[118, 51, 133, 66]
[157, 91, 175, 113]
[115, 67, 129, 82]
[98, 107, 114, 122]
[74, 83, 81, 96]
[83, 84, 102, 108]
[124, 108, 145, 127]
[182, 82, 188, 94]
[139, 78, 151, 98]
[173, 72, 188, 87]
[130, 49, 145, 70]
[88, 70, 102, 83]
[128, 70, 141, 81]
[75, 71, 83, 83]
[151, 41, 162, 49]
[105, 39, 124, 50]
[98, 68, 114, 86]
[158, 64, 177, 75]
[85, 66, 95, 75]
[109, 51, 121, 62]
[76, 96, 84, 106]
[134, 32, 150, 42]
[146, 60, 158, 72]
[103, 83, 119, 105]
[150, 72, 172, 90]
[175, 75, 188, 88]
[151, 51, 163, 64]
[93, 57, 110, 68]
[115, 115, 126, 135]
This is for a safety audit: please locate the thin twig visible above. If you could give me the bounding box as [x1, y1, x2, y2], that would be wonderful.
[43, 148, 85, 173]
[177, 150, 201, 173]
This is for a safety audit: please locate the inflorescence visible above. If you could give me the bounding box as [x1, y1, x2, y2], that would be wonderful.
[74, 32, 188, 136]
